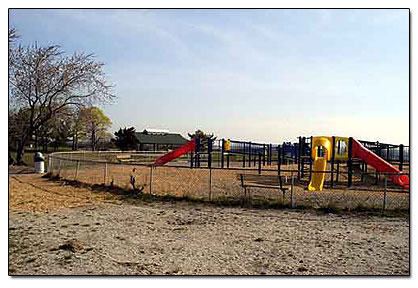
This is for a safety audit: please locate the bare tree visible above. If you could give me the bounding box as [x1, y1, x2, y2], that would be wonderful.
[9, 28, 19, 43]
[9, 43, 115, 164]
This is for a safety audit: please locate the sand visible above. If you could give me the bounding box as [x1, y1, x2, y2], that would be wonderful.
[8, 174, 409, 275]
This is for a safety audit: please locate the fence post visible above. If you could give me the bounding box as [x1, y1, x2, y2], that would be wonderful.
[75, 160, 80, 180]
[221, 139, 225, 169]
[290, 171, 294, 208]
[58, 159, 62, 177]
[209, 167, 212, 201]
[149, 166, 153, 194]
[208, 138, 212, 169]
[48, 156, 52, 173]
[104, 162, 108, 185]
[383, 174, 388, 211]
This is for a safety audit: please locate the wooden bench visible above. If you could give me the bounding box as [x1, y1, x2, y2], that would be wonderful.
[236, 174, 291, 202]
[116, 154, 133, 163]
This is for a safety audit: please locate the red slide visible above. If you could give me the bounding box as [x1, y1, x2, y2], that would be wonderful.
[352, 139, 409, 189]
[153, 140, 196, 166]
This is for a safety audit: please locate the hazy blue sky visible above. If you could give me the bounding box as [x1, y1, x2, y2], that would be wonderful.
[9, 9, 409, 144]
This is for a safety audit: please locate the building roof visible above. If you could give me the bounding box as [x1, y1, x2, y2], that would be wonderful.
[143, 128, 170, 135]
[135, 132, 188, 145]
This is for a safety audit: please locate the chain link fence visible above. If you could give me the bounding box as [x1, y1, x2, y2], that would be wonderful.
[47, 151, 409, 212]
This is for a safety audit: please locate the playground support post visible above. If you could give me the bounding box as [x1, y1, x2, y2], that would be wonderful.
[248, 142, 252, 167]
[282, 142, 286, 165]
[263, 144, 266, 166]
[297, 137, 302, 179]
[375, 141, 381, 183]
[208, 138, 213, 169]
[348, 137, 353, 187]
[277, 146, 282, 176]
[360, 162, 364, 182]
[336, 139, 341, 183]
[301, 137, 306, 178]
[309, 136, 313, 181]
[383, 174, 388, 211]
[290, 171, 295, 208]
[243, 142, 246, 168]
[330, 136, 336, 187]
[227, 153, 230, 169]
[336, 161, 340, 183]
[195, 137, 201, 168]
[258, 153, 262, 175]
[399, 144, 404, 171]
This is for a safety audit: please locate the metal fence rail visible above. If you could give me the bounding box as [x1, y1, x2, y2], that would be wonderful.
[47, 151, 410, 212]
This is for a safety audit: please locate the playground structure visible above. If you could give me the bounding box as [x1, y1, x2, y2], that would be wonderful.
[152, 136, 410, 192]
[46, 135, 409, 212]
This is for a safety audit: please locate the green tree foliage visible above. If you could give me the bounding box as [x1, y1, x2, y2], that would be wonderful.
[188, 129, 217, 151]
[112, 127, 139, 151]
[78, 107, 112, 151]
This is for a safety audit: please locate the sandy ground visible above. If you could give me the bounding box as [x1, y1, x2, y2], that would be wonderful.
[9, 174, 409, 275]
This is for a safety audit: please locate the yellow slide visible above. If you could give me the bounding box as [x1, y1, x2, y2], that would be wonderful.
[308, 137, 332, 192]
[308, 158, 327, 191]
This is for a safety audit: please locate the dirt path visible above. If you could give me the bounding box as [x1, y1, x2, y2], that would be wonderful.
[9, 175, 409, 275]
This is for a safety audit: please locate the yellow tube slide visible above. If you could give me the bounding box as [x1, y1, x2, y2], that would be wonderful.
[308, 158, 327, 191]
[308, 137, 332, 192]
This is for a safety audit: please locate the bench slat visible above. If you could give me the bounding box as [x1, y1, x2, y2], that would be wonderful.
[236, 174, 290, 190]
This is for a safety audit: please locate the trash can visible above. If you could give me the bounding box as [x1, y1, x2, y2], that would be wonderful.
[34, 152, 45, 173]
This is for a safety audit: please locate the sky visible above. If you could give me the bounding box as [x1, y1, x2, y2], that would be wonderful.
[9, 9, 409, 145]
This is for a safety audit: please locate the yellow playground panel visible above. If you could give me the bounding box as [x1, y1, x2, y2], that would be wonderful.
[224, 139, 231, 151]
[333, 136, 349, 161]
[308, 136, 349, 192]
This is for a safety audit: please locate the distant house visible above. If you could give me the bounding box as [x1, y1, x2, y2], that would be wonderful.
[135, 129, 188, 151]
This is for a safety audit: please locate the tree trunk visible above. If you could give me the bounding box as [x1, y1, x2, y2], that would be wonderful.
[72, 131, 78, 151]
[91, 129, 96, 151]
[16, 137, 27, 165]
[9, 152, 15, 165]
[34, 132, 38, 149]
